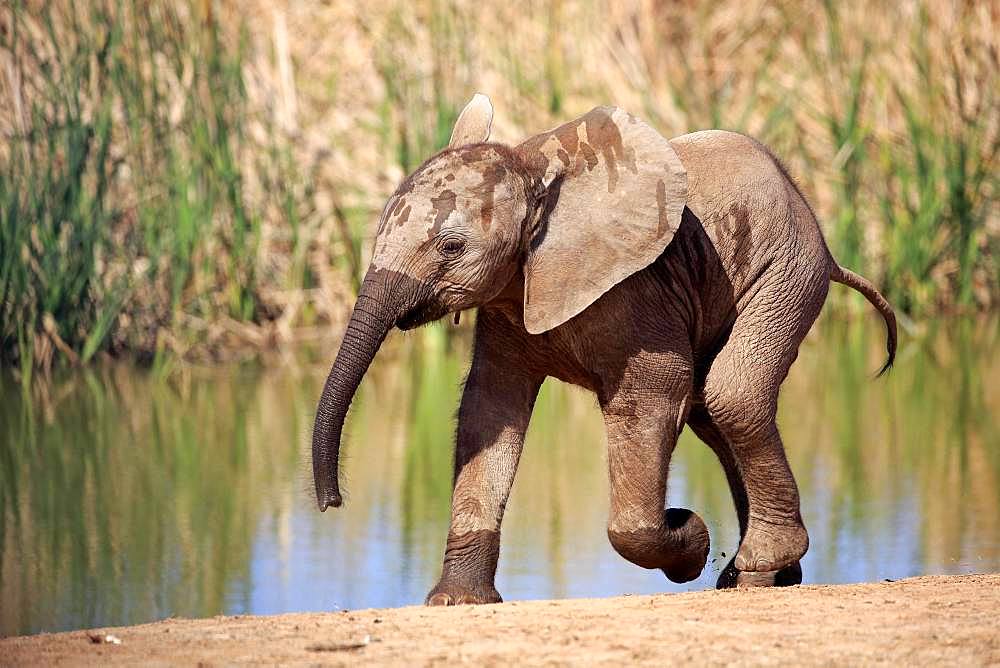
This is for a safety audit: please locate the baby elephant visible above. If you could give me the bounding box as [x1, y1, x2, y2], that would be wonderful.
[312, 94, 897, 603]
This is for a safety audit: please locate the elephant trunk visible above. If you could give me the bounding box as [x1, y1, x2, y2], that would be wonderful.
[312, 269, 399, 511]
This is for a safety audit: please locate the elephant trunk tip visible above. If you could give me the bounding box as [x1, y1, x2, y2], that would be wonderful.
[317, 488, 343, 512]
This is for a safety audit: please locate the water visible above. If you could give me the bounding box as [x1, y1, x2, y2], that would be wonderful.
[1, 316, 998, 637]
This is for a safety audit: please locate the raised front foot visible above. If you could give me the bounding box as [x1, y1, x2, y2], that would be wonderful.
[734, 519, 808, 573]
[716, 557, 802, 589]
[426, 581, 502, 606]
[660, 508, 711, 583]
[608, 508, 711, 584]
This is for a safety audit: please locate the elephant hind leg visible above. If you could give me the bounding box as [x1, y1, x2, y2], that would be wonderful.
[698, 270, 826, 574]
[700, 373, 808, 573]
[688, 406, 801, 588]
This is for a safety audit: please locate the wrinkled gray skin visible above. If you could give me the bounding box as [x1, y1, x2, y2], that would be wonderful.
[312, 95, 897, 604]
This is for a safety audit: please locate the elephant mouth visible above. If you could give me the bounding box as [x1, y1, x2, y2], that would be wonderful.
[396, 299, 451, 331]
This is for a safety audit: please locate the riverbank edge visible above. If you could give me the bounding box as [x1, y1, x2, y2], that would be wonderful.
[3, 573, 998, 665]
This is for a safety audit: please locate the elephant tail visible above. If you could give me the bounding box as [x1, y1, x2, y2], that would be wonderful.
[830, 264, 897, 377]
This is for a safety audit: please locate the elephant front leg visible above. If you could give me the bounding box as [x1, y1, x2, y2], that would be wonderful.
[602, 385, 710, 584]
[425, 333, 542, 606]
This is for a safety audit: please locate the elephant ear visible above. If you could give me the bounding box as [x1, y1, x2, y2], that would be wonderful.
[515, 106, 687, 334]
[449, 93, 493, 147]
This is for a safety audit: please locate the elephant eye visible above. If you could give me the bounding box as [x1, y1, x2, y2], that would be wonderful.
[438, 236, 466, 258]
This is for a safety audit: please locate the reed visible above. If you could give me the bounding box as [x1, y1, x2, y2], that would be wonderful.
[0, 0, 355, 374]
[1, 0, 997, 375]
[0, 2, 119, 381]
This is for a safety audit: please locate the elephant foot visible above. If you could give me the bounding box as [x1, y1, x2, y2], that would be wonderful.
[660, 508, 711, 583]
[426, 529, 503, 606]
[716, 558, 802, 589]
[608, 508, 710, 584]
[734, 519, 808, 573]
[425, 581, 502, 606]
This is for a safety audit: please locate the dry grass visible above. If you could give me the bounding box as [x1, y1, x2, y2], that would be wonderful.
[1, 0, 997, 374]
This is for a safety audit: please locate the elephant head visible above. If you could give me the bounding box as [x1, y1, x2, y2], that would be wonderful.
[312, 94, 687, 511]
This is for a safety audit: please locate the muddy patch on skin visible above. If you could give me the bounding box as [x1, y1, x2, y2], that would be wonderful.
[579, 140, 599, 172]
[726, 202, 753, 282]
[459, 144, 496, 165]
[469, 161, 509, 231]
[516, 107, 638, 194]
[656, 180, 670, 236]
[380, 144, 527, 242]
[378, 177, 418, 234]
[396, 204, 411, 226]
[555, 120, 579, 155]
[583, 109, 637, 192]
[430, 189, 457, 236]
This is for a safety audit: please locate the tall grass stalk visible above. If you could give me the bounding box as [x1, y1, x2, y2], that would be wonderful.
[1, 2, 121, 374]
[1, 1, 352, 374]
[1, 0, 997, 376]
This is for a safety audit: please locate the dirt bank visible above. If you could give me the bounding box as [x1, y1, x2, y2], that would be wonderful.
[3, 574, 998, 666]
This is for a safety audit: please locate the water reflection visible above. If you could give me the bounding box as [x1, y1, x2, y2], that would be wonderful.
[1, 318, 997, 636]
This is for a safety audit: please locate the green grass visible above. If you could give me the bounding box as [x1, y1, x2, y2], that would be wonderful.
[1, 0, 997, 377]
[0, 1, 292, 373]
[794, 2, 997, 314]
[0, 2, 120, 380]
[877, 14, 999, 314]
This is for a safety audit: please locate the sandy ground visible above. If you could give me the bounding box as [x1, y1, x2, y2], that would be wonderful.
[3, 574, 998, 666]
